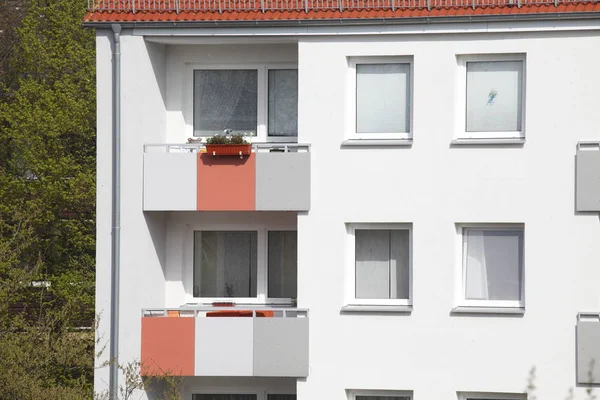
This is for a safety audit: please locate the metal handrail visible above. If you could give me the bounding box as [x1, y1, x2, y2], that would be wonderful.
[88, 0, 595, 13]
[144, 142, 311, 153]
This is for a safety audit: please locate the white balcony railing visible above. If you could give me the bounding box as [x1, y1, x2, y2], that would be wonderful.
[144, 142, 310, 154]
[142, 305, 309, 318]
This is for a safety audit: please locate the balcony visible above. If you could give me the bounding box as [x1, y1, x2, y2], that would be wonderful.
[140, 306, 309, 377]
[143, 143, 311, 212]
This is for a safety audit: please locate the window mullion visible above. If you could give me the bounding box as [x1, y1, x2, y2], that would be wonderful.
[257, 67, 267, 141]
[257, 228, 267, 303]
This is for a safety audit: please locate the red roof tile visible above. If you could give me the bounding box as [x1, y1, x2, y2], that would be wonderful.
[83, 0, 600, 23]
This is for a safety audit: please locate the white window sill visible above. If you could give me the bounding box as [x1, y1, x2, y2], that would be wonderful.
[451, 306, 525, 315]
[341, 304, 413, 313]
[341, 139, 413, 147]
[451, 138, 525, 146]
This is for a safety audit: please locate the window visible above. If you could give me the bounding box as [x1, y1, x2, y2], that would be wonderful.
[267, 396, 296, 400]
[458, 225, 524, 308]
[457, 392, 526, 400]
[194, 395, 257, 400]
[192, 228, 297, 302]
[458, 55, 525, 139]
[347, 390, 412, 400]
[346, 224, 412, 306]
[193, 66, 298, 140]
[193, 231, 258, 298]
[357, 397, 410, 400]
[268, 69, 298, 137]
[348, 57, 412, 140]
[268, 231, 298, 298]
[194, 70, 258, 136]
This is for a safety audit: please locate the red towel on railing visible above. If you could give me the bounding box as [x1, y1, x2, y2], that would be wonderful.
[206, 310, 274, 317]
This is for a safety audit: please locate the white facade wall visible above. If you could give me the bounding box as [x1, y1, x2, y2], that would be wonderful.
[95, 32, 169, 393]
[297, 31, 600, 400]
[95, 22, 600, 400]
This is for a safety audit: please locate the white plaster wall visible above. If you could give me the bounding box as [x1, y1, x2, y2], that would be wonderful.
[296, 31, 600, 400]
[95, 30, 113, 393]
[96, 23, 600, 400]
[95, 31, 169, 395]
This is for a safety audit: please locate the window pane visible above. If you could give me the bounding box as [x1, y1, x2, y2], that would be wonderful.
[194, 70, 257, 136]
[193, 231, 257, 298]
[464, 229, 523, 301]
[194, 395, 257, 400]
[268, 69, 298, 137]
[390, 230, 410, 299]
[356, 63, 410, 134]
[356, 396, 410, 400]
[267, 395, 296, 400]
[466, 61, 523, 132]
[268, 231, 298, 298]
[355, 229, 410, 299]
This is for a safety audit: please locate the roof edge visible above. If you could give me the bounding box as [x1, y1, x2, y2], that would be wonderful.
[82, 10, 600, 29]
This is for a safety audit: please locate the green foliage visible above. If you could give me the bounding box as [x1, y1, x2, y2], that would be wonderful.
[94, 359, 183, 400]
[206, 133, 250, 145]
[0, 0, 96, 397]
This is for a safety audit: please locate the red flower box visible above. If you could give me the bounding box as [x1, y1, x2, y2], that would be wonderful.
[205, 144, 252, 156]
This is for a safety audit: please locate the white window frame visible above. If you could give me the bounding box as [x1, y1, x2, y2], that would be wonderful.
[456, 54, 526, 140]
[191, 390, 261, 400]
[347, 56, 414, 140]
[345, 223, 413, 307]
[457, 392, 526, 400]
[183, 222, 296, 305]
[186, 62, 298, 143]
[347, 389, 412, 400]
[454, 223, 525, 309]
[190, 391, 296, 400]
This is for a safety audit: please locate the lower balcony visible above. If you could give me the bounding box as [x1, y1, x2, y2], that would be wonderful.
[140, 307, 309, 378]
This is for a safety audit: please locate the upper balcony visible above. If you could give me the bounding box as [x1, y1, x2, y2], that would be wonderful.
[140, 306, 309, 378]
[143, 143, 310, 212]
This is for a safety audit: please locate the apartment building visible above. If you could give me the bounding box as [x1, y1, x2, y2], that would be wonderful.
[85, 1, 600, 399]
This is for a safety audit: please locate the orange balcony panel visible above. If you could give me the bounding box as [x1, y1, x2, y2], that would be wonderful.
[141, 317, 195, 376]
[197, 153, 256, 211]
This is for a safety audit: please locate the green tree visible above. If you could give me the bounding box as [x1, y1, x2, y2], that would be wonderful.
[0, 0, 96, 397]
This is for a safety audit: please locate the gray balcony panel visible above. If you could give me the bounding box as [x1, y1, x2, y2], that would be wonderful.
[195, 317, 254, 376]
[143, 153, 197, 211]
[255, 153, 310, 211]
[253, 317, 309, 377]
[576, 143, 600, 212]
[577, 315, 600, 384]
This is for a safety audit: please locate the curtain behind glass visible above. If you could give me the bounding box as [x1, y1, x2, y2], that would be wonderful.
[356, 63, 410, 134]
[355, 230, 410, 299]
[464, 229, 523, 301]
[194, 70, 258, 136]
[268, 231, 298, 298]
[194, 395, 257, 400]
[466, 61, 523, 132]
[268, 69, 298, 136]
[193, 231, 257, 298]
